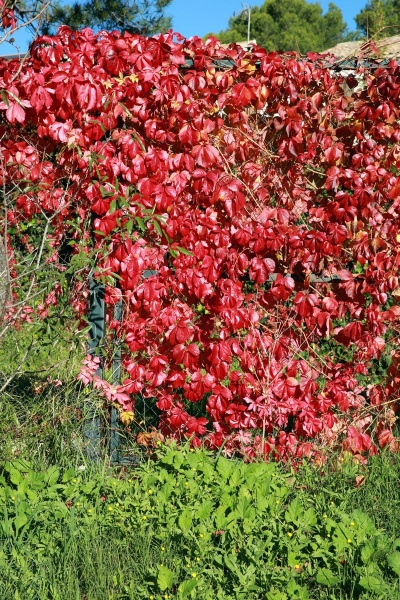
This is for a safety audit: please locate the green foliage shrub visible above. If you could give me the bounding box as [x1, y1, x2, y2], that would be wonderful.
[1, 445, 400, 599]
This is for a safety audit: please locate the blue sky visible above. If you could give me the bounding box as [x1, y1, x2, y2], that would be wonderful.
[169, 0, 367, 38]
[1, 0, 368, 55]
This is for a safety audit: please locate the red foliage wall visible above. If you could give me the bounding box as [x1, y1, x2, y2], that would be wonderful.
[1, 27, 400, 459]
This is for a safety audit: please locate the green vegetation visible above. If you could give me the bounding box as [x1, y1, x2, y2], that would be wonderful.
[0, 322, 85, 466]
[1, 445, 400, 599]
[206, 0, 359, 54]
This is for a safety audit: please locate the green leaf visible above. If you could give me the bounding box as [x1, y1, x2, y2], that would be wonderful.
[229, 467, 244, 488]
[316, 568, 340, 586]
[81, 481, 96, 494]
[266, 590, 287, 600]
[214, 504, 228, 530]
[197, 500, 213, 520]
[89, 119, 106, 133]
[135, 216, 146, 231]
[161, 229, 171, 243]
[62, 468, 75, 483]
[287, 578, 309, 599]
[8, 467, 22, 486]
[153, 219, 163, 237]
[178, 578, 198, 597]
[285, 497, 303, 524]
[352, 510, 376, 536]
[393, 538, 400, 550]
[1, 519, 12, 536]
[45, 466, 59, 487]
[361, 541, 376, 563]
[216, 457, 235, 480]
[14, 512, 28, 533]
[118, 102, 133, 119]
[387, 551, 400, 576]
[359, 575, 385, 592]
[224, 554, 237, 572]
[30, 472, 45, 490]
[157, 565, 174, 591]
[235, 495, 253, 520]
[178, 509, 193, 533]
[53, 502, 69, 519]
[26, 489, 38, 502]
[126, 219, 134, 235]
[200, 462, 214, 480]
[176, 246, 193, 256]
[0, 89, 9, 107]
[303, 507, 317, 527]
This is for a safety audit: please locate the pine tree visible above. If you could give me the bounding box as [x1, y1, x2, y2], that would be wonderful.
[206, 0, 358, 54]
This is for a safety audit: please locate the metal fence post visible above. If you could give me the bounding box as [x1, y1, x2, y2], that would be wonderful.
[84, 276, 105, 461]
[110, 297, 122, 464]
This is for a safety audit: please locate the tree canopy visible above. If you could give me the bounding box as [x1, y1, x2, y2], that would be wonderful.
[355, 0, 400, 39]
[41, 0, 172, 35]
[1, 0, 172, 37]
[206, 0, 358, 54]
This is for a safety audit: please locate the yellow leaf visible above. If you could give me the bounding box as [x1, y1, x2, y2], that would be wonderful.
[240, 60, 256, 74]
[120, 410, 134, 425]
[114, 72, 126, 84]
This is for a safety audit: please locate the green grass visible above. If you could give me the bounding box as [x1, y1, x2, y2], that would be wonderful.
[0, 322, 88, 466]
[1, 522, 161, 600]
[296, 451, 400, 541]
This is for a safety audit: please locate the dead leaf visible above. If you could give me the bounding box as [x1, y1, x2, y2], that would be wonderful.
[137, 429, 165, 448]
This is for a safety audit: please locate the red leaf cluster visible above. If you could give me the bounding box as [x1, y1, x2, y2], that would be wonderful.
[1, 27, 400, 459]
